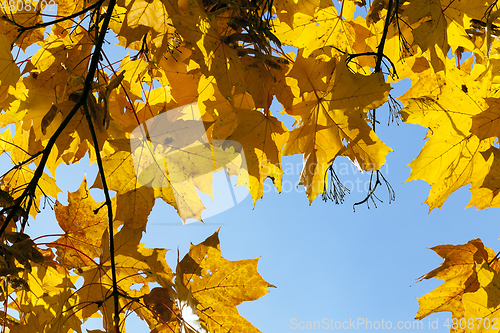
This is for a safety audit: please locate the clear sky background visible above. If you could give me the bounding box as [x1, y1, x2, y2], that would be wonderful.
[2, 3, 500, 333]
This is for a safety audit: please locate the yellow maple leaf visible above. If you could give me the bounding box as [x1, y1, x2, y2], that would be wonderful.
[91, 146, 157, 228]
[14, 80, 107, 167]
[92, 137, 207, 225]
[116, 55, 151, 102]
[204, 88, 288, 202]
[13, 249, 82, 333]
[77, 225, 173, 325]
[164, 0, 247, 98]
[0, 32, 20, 87]
[26, 26, 92, 94]
[274, 6, 358, 57]
[401, 0, 488, 60]
[400, 61, 494, 210]
[177, 229, 273, 332]
[0, 4, 44, 50]
[467, 147, 500, 209]
[287, 47, 339, 96]
[51, 0, 86, 35]
[240, 53, 293, 110]
[54, 98, 108, 164]
[221, 106, 289, 202]
[2, 127, 43, 168]
[416, 239, 498, 321]
[154, 47, 202, 106]
[49, 177, 109, 269]
[109, 0, 177, 60]
[283, 55, 391, 202]
[0, 162, 61, 219]
[142, 287, 177, 326]
[273, 0, 331, 27]
[17, 78, 57, 139]
[471, 98, 500, 140]
[402, 0, 449, 55]
[462, 261, 500, 333]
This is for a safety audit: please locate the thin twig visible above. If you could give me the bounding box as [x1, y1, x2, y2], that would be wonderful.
[489, 250, 500, 265]
[0, 150, 42, 179]
[350, 0, 397, 211]
[82, 100, 120, 331]
[5, 0, 104, 46]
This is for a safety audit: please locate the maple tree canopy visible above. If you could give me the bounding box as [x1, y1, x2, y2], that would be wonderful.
[0, 0, 499, 332]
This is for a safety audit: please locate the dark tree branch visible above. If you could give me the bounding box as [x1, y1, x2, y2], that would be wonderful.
[0, 0, 117, 238]
[82, 100, 121, 332]
[375, 0, 395, 74]
[352, 0, 397, 211]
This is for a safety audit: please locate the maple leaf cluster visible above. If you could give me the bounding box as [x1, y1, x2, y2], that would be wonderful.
[0, 0, 498, 331]
[0, 179, 273, 332]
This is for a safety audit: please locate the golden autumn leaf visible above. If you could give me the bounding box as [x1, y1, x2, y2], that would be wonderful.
[402, 0, 449, 55]
[25, 26, 92, 93]
[177, 229, 273, 333]
[471, 98, 500, 140]
[273, 0, 331, 27]
[13, 250, 82, 333]
[462, 262, 500, 333]
[283, 55, 391, 201]
[240, 53, 293, 110]
[98, 117, 219, 225]
[16, 78, 58, 142]
[274, 5, 373, 62]
[76, 225, 173, 326]
[399, 60, 494, 211]
[51, 0, 88, 35]
[49, 97, 108, 164]
[114, 55, 151, 102]
[287, 47, 338, 95]
[0, 4, 44, 50]
[0, 32, 20, 88]
[274, 6, 356, 57]
[0, 163, 61, 218]
[416, 239, 497, 321]
[3, 127, 43, 166]
[50, 177, 108, 268]
[400, 0, 488, 67]
[206, 89, 288, 202]
[222, 107, 288, 202]
[153, 47, 202, 107]
[143, 287, 176, 324]
[164, 0, 247, 98]
[91, 145, 157, 229]
[110, 0, 177, 59]
[467, 147, 500, 209]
